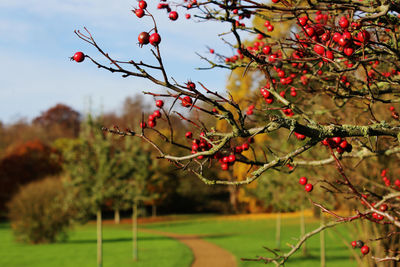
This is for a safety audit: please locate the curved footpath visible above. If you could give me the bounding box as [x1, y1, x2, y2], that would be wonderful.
[140, 228, 237, 267]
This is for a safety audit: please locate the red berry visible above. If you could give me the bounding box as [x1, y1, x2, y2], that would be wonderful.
[344, 47, 354, 56]
[339, 140, 348, 149]
[360, 245, 369, 255]
[73, 52, 85, 62]
[185, 14, 191, 19]
[138, 0, 147, 9]
[148, 114, 155, 121]
[339, 17, 349, 29]
[395, 179, 400, 187]
[313, 44, 325, 55]
[332, 137, 341, 144]
[379, 204, 388, 212]
[185, 131, 193, 139]
[181, 96, 192, 107]
[298, 16, 308, 26]
[305, 27, 315, 37]
[242, 143, 249, 151]
[221, 163, 229, 170]
[135, 9, 145, 18]
[138, 32, 150, 45]
[295, 132, 306, 140]
[262, 45, 271, 55]
[169, 11, 179, 21]
[149, 33, 161, 46]
[155, 100, 164, 108]
[209, 49, 215, 54]
[228, 154, 236, 163]
[299, 176, 307, 185]
[351, 241, 357, 248]
[148, 120, 156, 128]
[235, 146, 243, 153]
[357, 30, 370, 44]
[336, 147, 344, 154]
[267, 25, 274, 32]
[140, 122, 147, 128]
[186, 81, 196, 90]
[305, 183, 313, 192]
[153, 110, 161, 118]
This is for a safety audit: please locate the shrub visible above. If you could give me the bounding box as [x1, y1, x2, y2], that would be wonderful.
[7, 176, 74, 243]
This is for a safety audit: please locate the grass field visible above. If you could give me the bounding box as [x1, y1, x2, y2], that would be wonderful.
[0, 222, 192, 267]
[143, 214, 359, 267]
[0, 214, 362, 267]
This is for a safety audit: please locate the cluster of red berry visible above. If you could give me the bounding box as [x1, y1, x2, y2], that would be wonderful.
[380, 169, 400, 188]
[246, 105, 255, 115]
[137, 31, 161, 46]
[298, 176, 313, 192]
[157, 0, 192, 19]
[133, 1, 162, 47]
[260, 85, 274, 104]
[184, 132, 252, 170]
[263, 20, 274, 32]
[188, 133, 213, 160]
[321, 137, 352, 154]
[133, 0, 147, 18]
[140, 100, 164, 128]
[351, 240, 369, 255]
[389, 106, 399, 120]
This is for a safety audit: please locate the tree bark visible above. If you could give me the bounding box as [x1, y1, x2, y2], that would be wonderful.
[132, 199, 138, 261]
[276, 212, 281, 249]
[301, 206, 307, 256]
[114, 208, 120, 224]
[152, 204, 157, 218]
[96, 209, 103, 267]
[320, 211, 326, 267]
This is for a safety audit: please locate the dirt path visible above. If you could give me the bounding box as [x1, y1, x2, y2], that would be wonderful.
[141, 228, 237, 267]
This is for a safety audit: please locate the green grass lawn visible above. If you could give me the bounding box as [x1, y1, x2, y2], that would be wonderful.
[143, 215, 359, 267]
[0, 222, 192, 267]
[0, 214, 363, 267]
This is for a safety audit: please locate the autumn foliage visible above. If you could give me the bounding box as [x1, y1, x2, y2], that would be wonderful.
[0, 140, 62, 213]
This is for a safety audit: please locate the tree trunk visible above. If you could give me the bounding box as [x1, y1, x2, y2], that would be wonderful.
[276, 212, 281, 249]
[96, 209, 103, 267]
[132, 199, 138, 261]
[114, 208, 120, 224]
[152, 204, 157, 218]
[320, 211, 326, 267]
[301, 206, 307, 256]
[228, 185, 238, 213]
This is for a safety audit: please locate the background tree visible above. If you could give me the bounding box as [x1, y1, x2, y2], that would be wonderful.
[60, 116, 138, 267]
[7, 176, 75, 244]
[33, 103, 81, 141]
[0, 140, 62, 214]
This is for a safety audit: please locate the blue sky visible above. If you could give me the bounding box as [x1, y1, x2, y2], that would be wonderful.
[0, 0, 243, 124]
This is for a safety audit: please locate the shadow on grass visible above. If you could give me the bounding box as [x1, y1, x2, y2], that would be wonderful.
[66, 236, 170, 244]
[0, 223, 10, 229]
[241, 254, 352, 264]
[284, 254, 352, 262]
[171, 233, 236, 240]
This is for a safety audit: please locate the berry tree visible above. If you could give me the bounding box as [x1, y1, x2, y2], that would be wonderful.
[73, 0, 400, 265]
